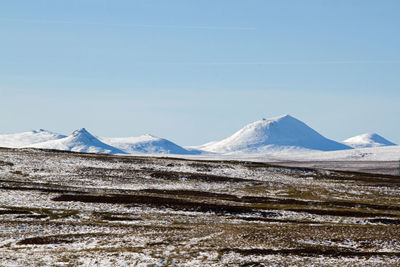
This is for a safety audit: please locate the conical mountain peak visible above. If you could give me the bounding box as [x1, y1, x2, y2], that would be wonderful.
[72, 128, 90, 136]
[28, 128, 126, 155]
[70, 128, 100, 143]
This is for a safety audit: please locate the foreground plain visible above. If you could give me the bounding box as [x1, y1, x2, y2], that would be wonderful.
[1, 148, 400, 266]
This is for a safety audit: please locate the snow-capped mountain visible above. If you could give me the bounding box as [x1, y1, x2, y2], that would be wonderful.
[28, 128, 126, 155]
[100, 134, 201, 155]
[343, 133, 397, 148]
[0, 129, 66, 148]
[4, 116, 396, 157]
[199, 115, 352, 154]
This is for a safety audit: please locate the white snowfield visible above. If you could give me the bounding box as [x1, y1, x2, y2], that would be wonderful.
[177, 145, 400, 163]
[268, 145, 400, 162]
[343, 133, 397, 148]
[0, 114, 398, 160]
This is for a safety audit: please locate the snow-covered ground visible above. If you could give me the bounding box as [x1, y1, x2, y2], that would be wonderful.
[1, 148, 400, 266]
[280, 145, 400, 162]
[173, 145, 400, 166]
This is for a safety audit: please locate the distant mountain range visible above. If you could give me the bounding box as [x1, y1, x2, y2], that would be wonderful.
[0, 115, 397, 155]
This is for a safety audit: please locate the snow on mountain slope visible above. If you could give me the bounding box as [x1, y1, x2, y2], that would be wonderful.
[28, 128, 126, 155]
[343, 133, 397, 148]
[200, 115, 352, 153]
[0, 129, 66, 148]
[100, 134, 201, 155]
[274, 145, 400, 162]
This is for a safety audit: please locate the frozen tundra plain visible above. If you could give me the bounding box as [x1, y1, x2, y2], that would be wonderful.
[1, 147, 400, 266]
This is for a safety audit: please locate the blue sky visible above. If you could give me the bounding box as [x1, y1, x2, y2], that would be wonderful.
[1, 0, 399, 145]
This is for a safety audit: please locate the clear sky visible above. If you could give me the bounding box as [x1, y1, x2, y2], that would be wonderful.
[1, 0, 399, 145]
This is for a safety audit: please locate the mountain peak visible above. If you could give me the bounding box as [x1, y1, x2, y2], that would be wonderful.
[70, 128, 102, 145]
[254, 114, 297, 126]
[274, 114, 293, 120]
[258, 114, 291, 122]
[72, 128, 90, 136]
[201, 115, 351, 153]
[143, 133, 158, 138]
[365, 133, 386, 139]
[29, 128, 126, 155]
[344, 133, 396, 148]
[101, 134, 199, 155]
